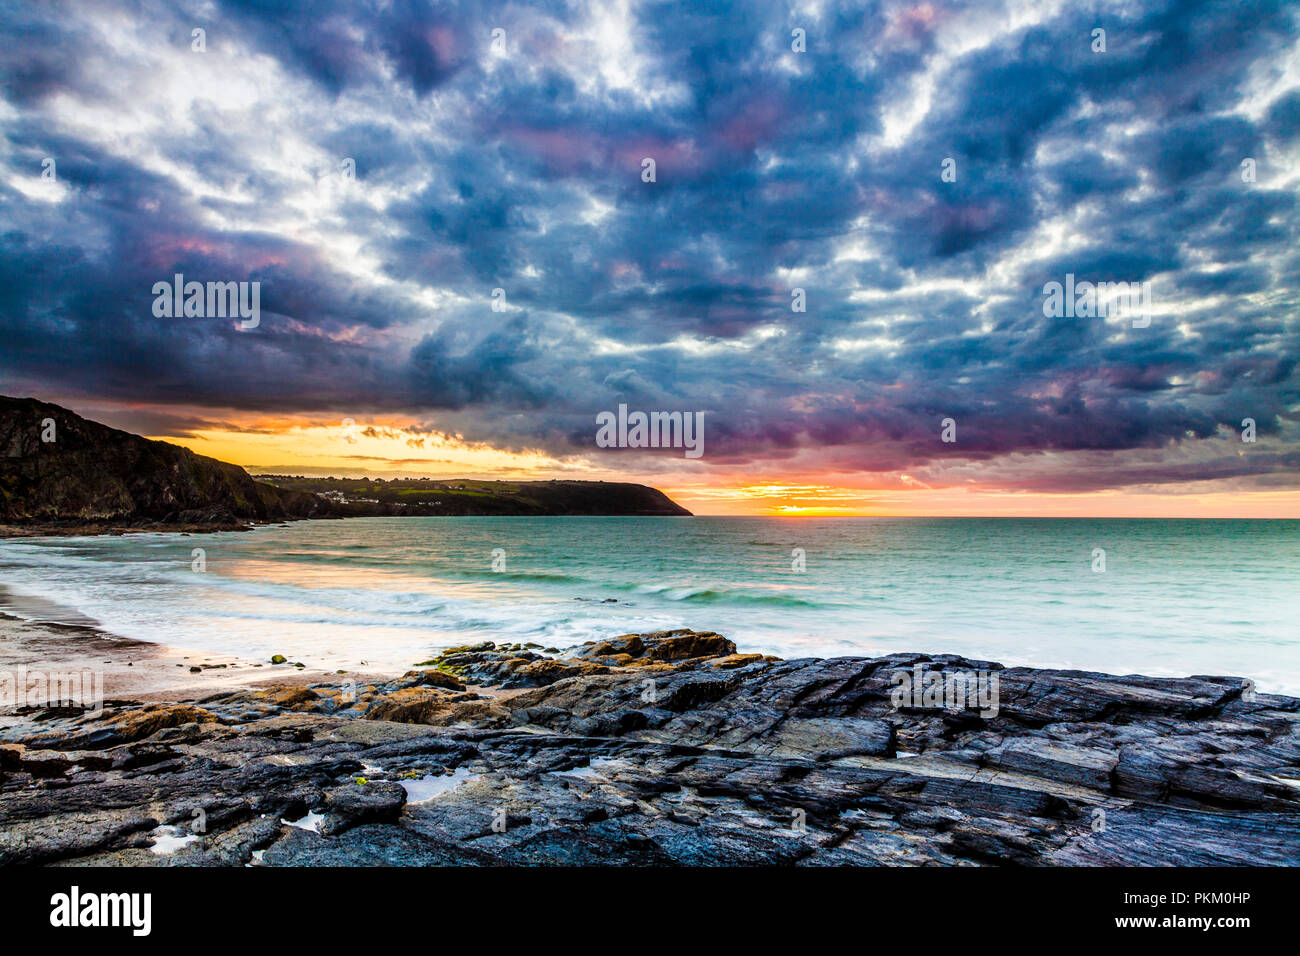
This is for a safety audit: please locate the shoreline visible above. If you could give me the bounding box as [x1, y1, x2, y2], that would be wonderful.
[0, 613, 404, 711]
[6, 515, 1299, 542]
[0, 520, 298, 539]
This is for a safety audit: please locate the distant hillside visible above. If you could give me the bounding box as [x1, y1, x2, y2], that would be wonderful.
[0, 397, 691, 532]
[257, 475, 693, 517]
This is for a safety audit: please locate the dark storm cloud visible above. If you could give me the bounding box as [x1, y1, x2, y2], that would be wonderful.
[0, 0, 1297, 493]
[216, 0, 478, 96]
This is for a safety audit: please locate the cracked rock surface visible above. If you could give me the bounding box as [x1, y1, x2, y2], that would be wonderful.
[2, 630, 1297, 866]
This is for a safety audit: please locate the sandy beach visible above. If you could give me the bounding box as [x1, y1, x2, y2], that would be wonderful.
[0, 613, 397, 712]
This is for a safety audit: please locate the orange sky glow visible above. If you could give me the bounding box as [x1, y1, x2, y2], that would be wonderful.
[150, 413, 1300, 519]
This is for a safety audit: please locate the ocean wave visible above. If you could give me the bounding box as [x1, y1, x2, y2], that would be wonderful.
[236, 552, 589, 586]
[628, 583, 820, 608]
[470, 569, 584, 584]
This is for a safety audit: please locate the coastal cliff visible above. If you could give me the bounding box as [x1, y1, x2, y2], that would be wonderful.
[0, 396, 331, 529]
[0, 396, 691, 532]
[1, 631, 1295, 866]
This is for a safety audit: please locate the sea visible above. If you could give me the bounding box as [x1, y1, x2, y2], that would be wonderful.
[0, 517, 1296, 693]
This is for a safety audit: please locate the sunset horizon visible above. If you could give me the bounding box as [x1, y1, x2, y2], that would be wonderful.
[9, 393, 1297, 517]
[2, 0, 1298, 893]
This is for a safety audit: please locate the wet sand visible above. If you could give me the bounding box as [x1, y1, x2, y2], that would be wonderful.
[0, 613, 399, 712]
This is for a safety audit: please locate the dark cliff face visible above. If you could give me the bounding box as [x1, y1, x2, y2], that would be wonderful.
[0, 396, 692, 526]
[0, 396, 332, 526]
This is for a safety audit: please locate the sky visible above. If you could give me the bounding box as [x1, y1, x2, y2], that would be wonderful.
[1, 0, 1298, 516]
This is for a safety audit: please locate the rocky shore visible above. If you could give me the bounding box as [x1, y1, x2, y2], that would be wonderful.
[2, 630, 1297, 866]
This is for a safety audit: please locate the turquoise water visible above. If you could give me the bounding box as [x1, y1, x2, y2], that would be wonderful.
[1, 517, 1297, 692]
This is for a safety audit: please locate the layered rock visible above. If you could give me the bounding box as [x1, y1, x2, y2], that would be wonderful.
[1, 631, 1296, 866]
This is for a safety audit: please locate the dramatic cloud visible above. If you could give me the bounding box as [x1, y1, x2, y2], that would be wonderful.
[0, 0, 1297, 503]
